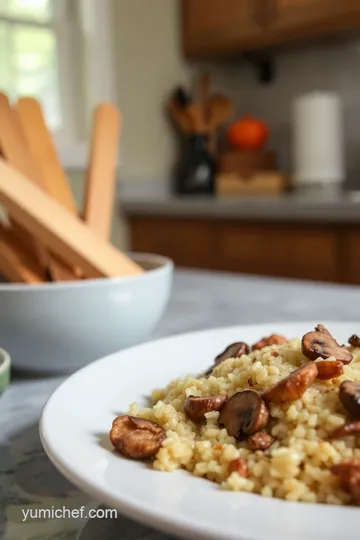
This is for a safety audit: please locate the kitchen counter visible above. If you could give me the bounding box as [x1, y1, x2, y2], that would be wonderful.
[2, 268, 360, 540]
[121, 191, 360, 223]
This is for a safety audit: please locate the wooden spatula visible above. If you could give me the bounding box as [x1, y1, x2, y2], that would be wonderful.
[0, 94, 54, 280]
[84, 103, 121, 240]
[16, 97, 77, 215]
[0, 224, 45, 283]
[0, 158, 144, 278]
[0, 94, 76, 281]
[16, 97, 83, 278]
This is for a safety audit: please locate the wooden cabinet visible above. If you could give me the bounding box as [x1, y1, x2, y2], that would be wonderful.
[182, 0, 265, 57]
[215, 223, 340, 281]
[267, 0, 360, 45]
[181, 0, 360, 58]
[127, 216, 360, 284]
[131, 218, 217, 269]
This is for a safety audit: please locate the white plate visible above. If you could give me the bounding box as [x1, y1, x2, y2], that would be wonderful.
[40, 321, 360, 540]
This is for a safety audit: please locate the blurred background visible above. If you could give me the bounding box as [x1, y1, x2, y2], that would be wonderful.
[4, 0, 360, 285]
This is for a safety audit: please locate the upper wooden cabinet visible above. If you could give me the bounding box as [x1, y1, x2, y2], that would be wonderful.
[267, 0, 360, 45]
[181, 0, 360, 58]
[181, 0, 266, 57]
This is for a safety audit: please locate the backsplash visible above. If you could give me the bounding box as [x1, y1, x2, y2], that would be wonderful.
[208, 38, 360, 189]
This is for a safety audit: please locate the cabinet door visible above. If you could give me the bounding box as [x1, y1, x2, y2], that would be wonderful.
[216, 223, 339, 282]
[129, 218, 216, 269]
[269, 0, 360, 43]
[182, 0, 264, 57]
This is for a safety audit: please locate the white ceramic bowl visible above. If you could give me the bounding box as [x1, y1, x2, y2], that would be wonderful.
[0, 253, 173, 373]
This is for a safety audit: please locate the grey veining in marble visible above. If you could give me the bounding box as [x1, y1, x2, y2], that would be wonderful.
[2, 268, 360, 540]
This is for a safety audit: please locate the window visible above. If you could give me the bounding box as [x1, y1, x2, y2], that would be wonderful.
[0, 0, 115, 168]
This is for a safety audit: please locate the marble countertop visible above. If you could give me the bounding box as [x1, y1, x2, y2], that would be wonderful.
[121, 191, 360, 223]
[2, 268, 360, 540]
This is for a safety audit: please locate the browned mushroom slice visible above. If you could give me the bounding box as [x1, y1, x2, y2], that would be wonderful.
[262, 362, 318, 404]
[184, 394, 227, 423]
[215, 341, 250, 366]
[329, 421, 360, 439]
[331, 459, 360, 504]
[316, 360, 344, 380]
[301, 324, 352, 364]
[109, 415, 166, 459]
[205, 341, 250, 375]
[248, 432, 274, 451]
[349, 334, 360, 348]
[218, 390, 269, 439]
[339, 380, 360, 418]
[228, 457, 249, 478]
[252, 334, 288, 351]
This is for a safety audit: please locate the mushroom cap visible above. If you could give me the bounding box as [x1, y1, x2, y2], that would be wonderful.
[218, 390, 269, 439]
[262, 362, 318, 404]
[301, 324, 352, 364]
[214, 342, 250, 366]
[184, 394, 227, 423]
[339, 380, 360, 418]
[109, 415, 166, 459]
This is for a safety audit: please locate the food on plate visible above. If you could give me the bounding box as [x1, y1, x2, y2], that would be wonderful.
[206, 341, 250, 375]
[218, 390, 269, 437]
[109, 415, 165, 459]
[109, 324, 360, 506]
[261, 362, 318, 404]
[184, 394, 227, 423]
[252, 334, 288, 351]
[301, 324, 352, 364]
[339, 380, 360, 417]
[349, 335, 360, 348]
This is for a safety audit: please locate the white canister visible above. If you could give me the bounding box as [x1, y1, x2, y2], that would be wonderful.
[292, 92, 344, 187]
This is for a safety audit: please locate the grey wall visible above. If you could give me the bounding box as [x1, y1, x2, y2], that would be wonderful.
[222, 38, 360, 187]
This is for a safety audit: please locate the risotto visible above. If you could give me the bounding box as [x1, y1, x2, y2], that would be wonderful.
[110, 325, 360, 506]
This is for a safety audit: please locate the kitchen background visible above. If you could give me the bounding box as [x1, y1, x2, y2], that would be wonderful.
[4, 0, 360, 283]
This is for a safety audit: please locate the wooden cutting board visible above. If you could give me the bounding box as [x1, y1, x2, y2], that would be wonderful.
[84, 103, 121, 240]
[0, 158, 144, 278]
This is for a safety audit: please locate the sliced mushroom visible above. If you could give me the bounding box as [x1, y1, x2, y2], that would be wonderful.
[339, 381, 360, 418]
[215, 341, 250, 366]
[184, 394, 227, 423]
[301, 324, 352, 364]
[349, 335, 360, 348]
[262, 362, 318, 404]
[331, 459, 360, 504]
[329, 421, 360, 439]
[205, 341, 250, 375]
[315, 360, 344, 380]
[218, 390, 269, 439]
[252, 334, 288, 351]
[228, 457, 249, 478]
[110, 415, 165, 459]
[248, 432, 274, 451]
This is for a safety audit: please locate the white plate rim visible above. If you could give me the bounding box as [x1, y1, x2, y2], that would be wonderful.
[40, 321, 360, 540]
